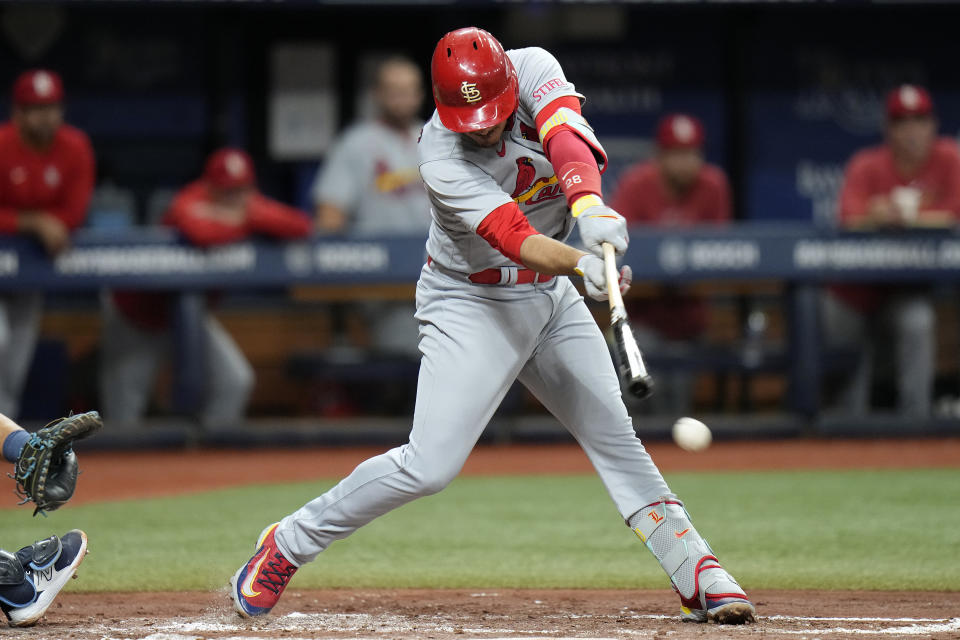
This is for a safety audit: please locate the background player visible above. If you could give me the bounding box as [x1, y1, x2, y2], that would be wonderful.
[101, 148, 311, 428]
[313, 55, 430, 236]
[0, 69, 95, 418]
[313, 55, 430, 362]
[824, 85, 960, 417]
[611, 113, 732, 414]
[230, 28, 754, 625]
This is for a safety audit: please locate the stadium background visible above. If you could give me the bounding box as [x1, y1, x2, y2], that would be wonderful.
[5, 1, 960, 436]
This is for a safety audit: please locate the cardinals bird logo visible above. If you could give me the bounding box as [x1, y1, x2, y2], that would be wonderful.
[510, 157, 563, 205]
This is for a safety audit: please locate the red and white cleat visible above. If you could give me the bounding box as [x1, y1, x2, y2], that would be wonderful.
[676, 556, 755, 624]
[630, 495, 756, 625]
[229, 523, 298, 618]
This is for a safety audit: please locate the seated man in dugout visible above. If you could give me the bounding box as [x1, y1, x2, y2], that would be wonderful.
[824, 85, 960, 417]
[100, 149, 312, 428]
[312, 56, 431, 362]
[610, 114, 732, 414]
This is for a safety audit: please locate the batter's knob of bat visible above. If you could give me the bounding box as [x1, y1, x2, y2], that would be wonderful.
[630, 375, 654, 400]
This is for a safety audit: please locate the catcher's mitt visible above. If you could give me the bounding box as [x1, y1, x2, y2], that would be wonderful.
[11, 411, 102, 516]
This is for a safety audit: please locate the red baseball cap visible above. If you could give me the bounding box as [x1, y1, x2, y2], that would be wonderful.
[656, 113, 705, 149]
[886, 85, 934, 120]
[12, 69, 64, 106]
[203, 148, 256, 189]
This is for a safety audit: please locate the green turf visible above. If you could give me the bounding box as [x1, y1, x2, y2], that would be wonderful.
[1, 469, 957, 592]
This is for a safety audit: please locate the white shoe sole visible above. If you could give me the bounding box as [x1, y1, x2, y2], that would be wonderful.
[229, 570, 252, 619]
[8, 530, 88, 628]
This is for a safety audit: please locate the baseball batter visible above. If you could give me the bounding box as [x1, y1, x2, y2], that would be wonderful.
[231, 28, 755, 625]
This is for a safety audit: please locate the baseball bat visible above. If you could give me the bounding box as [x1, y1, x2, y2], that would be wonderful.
[602, 242, 654, 399]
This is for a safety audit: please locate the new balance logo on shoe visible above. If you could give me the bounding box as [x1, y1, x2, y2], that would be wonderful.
[32, 567, 54, 586]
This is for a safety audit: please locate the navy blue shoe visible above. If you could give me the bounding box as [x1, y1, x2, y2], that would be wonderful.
[0, 530, 87, 627]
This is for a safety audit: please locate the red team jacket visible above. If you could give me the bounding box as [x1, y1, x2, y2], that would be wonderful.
[838, 138, 960, 223]
[611, 162, 731, 226]
[113, 180, 312, 330]
[833, 138, 960, 312]
[0, 122, 95, 232]
[610, 162, 732, 340]
[162, 181, 313, 248]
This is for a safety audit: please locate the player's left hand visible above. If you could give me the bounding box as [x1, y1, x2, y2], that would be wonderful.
[575, 254, 632, 301]
[576, 203, 629, 257]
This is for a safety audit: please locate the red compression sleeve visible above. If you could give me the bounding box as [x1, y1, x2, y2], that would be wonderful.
[476, 202, 539, 266]
[535, 97, 604, 207]
[548, 130, 603, 206]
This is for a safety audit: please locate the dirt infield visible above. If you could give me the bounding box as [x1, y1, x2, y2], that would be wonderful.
[69, 437, 960, 505]
[10, 589, 960, 639]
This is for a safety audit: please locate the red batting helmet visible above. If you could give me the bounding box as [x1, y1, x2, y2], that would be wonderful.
[431, 27, 518, 133]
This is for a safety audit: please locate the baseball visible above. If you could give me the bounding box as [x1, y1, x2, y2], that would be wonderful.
[672, 417, 712, 452]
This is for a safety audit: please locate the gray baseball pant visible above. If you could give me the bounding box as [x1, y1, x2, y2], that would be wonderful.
[0, 293, 43, 418]
[99, 295, 254, 428]
[821, 292, 934, 417]
[275, 265, 671, 565]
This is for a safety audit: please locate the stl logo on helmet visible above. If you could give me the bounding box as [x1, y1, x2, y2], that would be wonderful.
[460, 81, 482, 104]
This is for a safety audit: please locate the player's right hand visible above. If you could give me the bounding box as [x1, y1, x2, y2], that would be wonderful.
[574, 254, 632, 301]
[575, 201, 629, 257]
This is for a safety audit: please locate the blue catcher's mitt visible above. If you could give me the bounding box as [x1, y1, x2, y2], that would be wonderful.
[11, 411, 102, 516]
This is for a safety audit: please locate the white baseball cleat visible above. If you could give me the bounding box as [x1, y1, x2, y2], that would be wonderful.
[0, 530, 88, 627]
[675, 560, 756, 624]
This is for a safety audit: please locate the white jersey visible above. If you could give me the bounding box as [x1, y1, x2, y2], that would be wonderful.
[418, 47, 604, 274]
[313, 120, 431, 235]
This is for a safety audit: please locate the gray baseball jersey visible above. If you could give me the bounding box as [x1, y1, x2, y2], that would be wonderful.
[272, 46, 671, 565]
[312, 120, 431, 235]
[419, 47, 597, 274]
